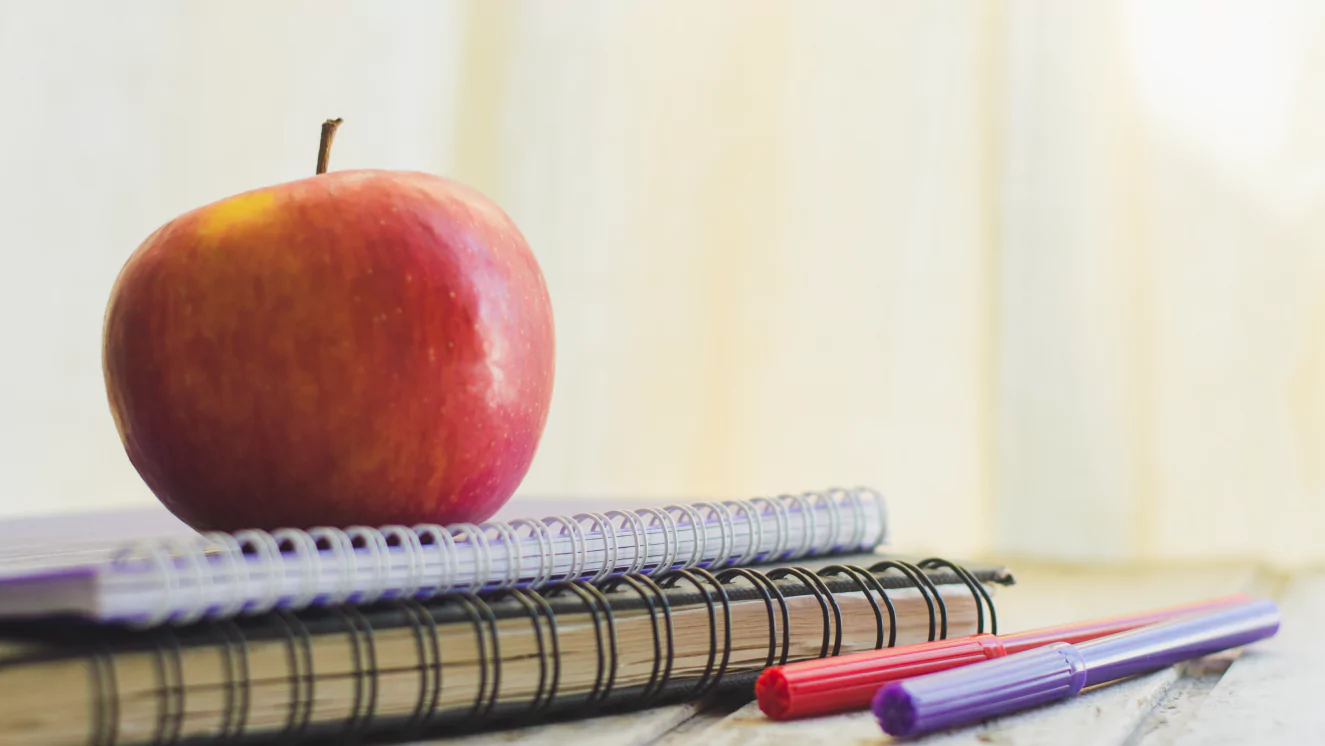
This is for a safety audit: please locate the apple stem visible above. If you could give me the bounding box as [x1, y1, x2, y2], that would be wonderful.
[316, 118, 343, 175]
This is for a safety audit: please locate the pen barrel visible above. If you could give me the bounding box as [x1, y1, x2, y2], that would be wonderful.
[1077, 598, 1280, 687]
[876, 599, 1282, 737]
[757, 636, 1004, 719]
[874, 643, 1087, 737]
[1001, 593, 1251, 654]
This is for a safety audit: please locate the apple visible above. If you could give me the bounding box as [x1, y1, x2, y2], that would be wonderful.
[102, 120, 554, 531]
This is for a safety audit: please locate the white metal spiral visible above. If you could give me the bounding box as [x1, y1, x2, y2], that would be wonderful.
[107, 486, 887, 627]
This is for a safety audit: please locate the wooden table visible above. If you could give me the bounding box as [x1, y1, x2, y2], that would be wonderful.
[414, 562, 1324, 745]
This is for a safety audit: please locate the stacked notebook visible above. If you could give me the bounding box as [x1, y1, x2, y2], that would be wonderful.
[0, 487, 1014, 746]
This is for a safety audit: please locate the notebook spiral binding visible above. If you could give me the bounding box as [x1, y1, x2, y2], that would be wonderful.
[94, 557, 994, 746]
[110, 487, 887, 627]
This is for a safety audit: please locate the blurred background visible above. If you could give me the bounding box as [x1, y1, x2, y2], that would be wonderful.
[0, 1, 1321, 566]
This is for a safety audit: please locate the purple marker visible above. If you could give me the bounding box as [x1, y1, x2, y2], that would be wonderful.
[874, 598, 1280, 737]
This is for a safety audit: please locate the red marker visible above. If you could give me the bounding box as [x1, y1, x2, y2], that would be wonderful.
[755, 593, 1251, 720]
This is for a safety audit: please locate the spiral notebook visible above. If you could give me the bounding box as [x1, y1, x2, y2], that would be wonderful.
[0, 554, 1012, 746]
[0, 487, 887, 627]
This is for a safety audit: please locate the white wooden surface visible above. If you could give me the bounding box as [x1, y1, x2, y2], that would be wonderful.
[414, 563, 1323, 745]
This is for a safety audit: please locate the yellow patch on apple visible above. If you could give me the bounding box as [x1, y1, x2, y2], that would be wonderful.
[196, 190, 277, 240]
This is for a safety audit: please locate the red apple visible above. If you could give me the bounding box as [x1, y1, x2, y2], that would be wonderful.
[102, 122, 554, 531]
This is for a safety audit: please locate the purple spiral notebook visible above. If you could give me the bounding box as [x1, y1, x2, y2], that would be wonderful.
[0, 487, 888, 627]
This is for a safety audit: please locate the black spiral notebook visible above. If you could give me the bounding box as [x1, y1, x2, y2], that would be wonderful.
[0, 553, 1013, 746]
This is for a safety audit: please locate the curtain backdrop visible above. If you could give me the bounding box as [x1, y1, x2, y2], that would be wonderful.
[1, 0, 1321, 564]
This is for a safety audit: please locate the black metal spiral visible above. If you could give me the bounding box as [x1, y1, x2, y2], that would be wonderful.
[81, 555, 994, 745]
